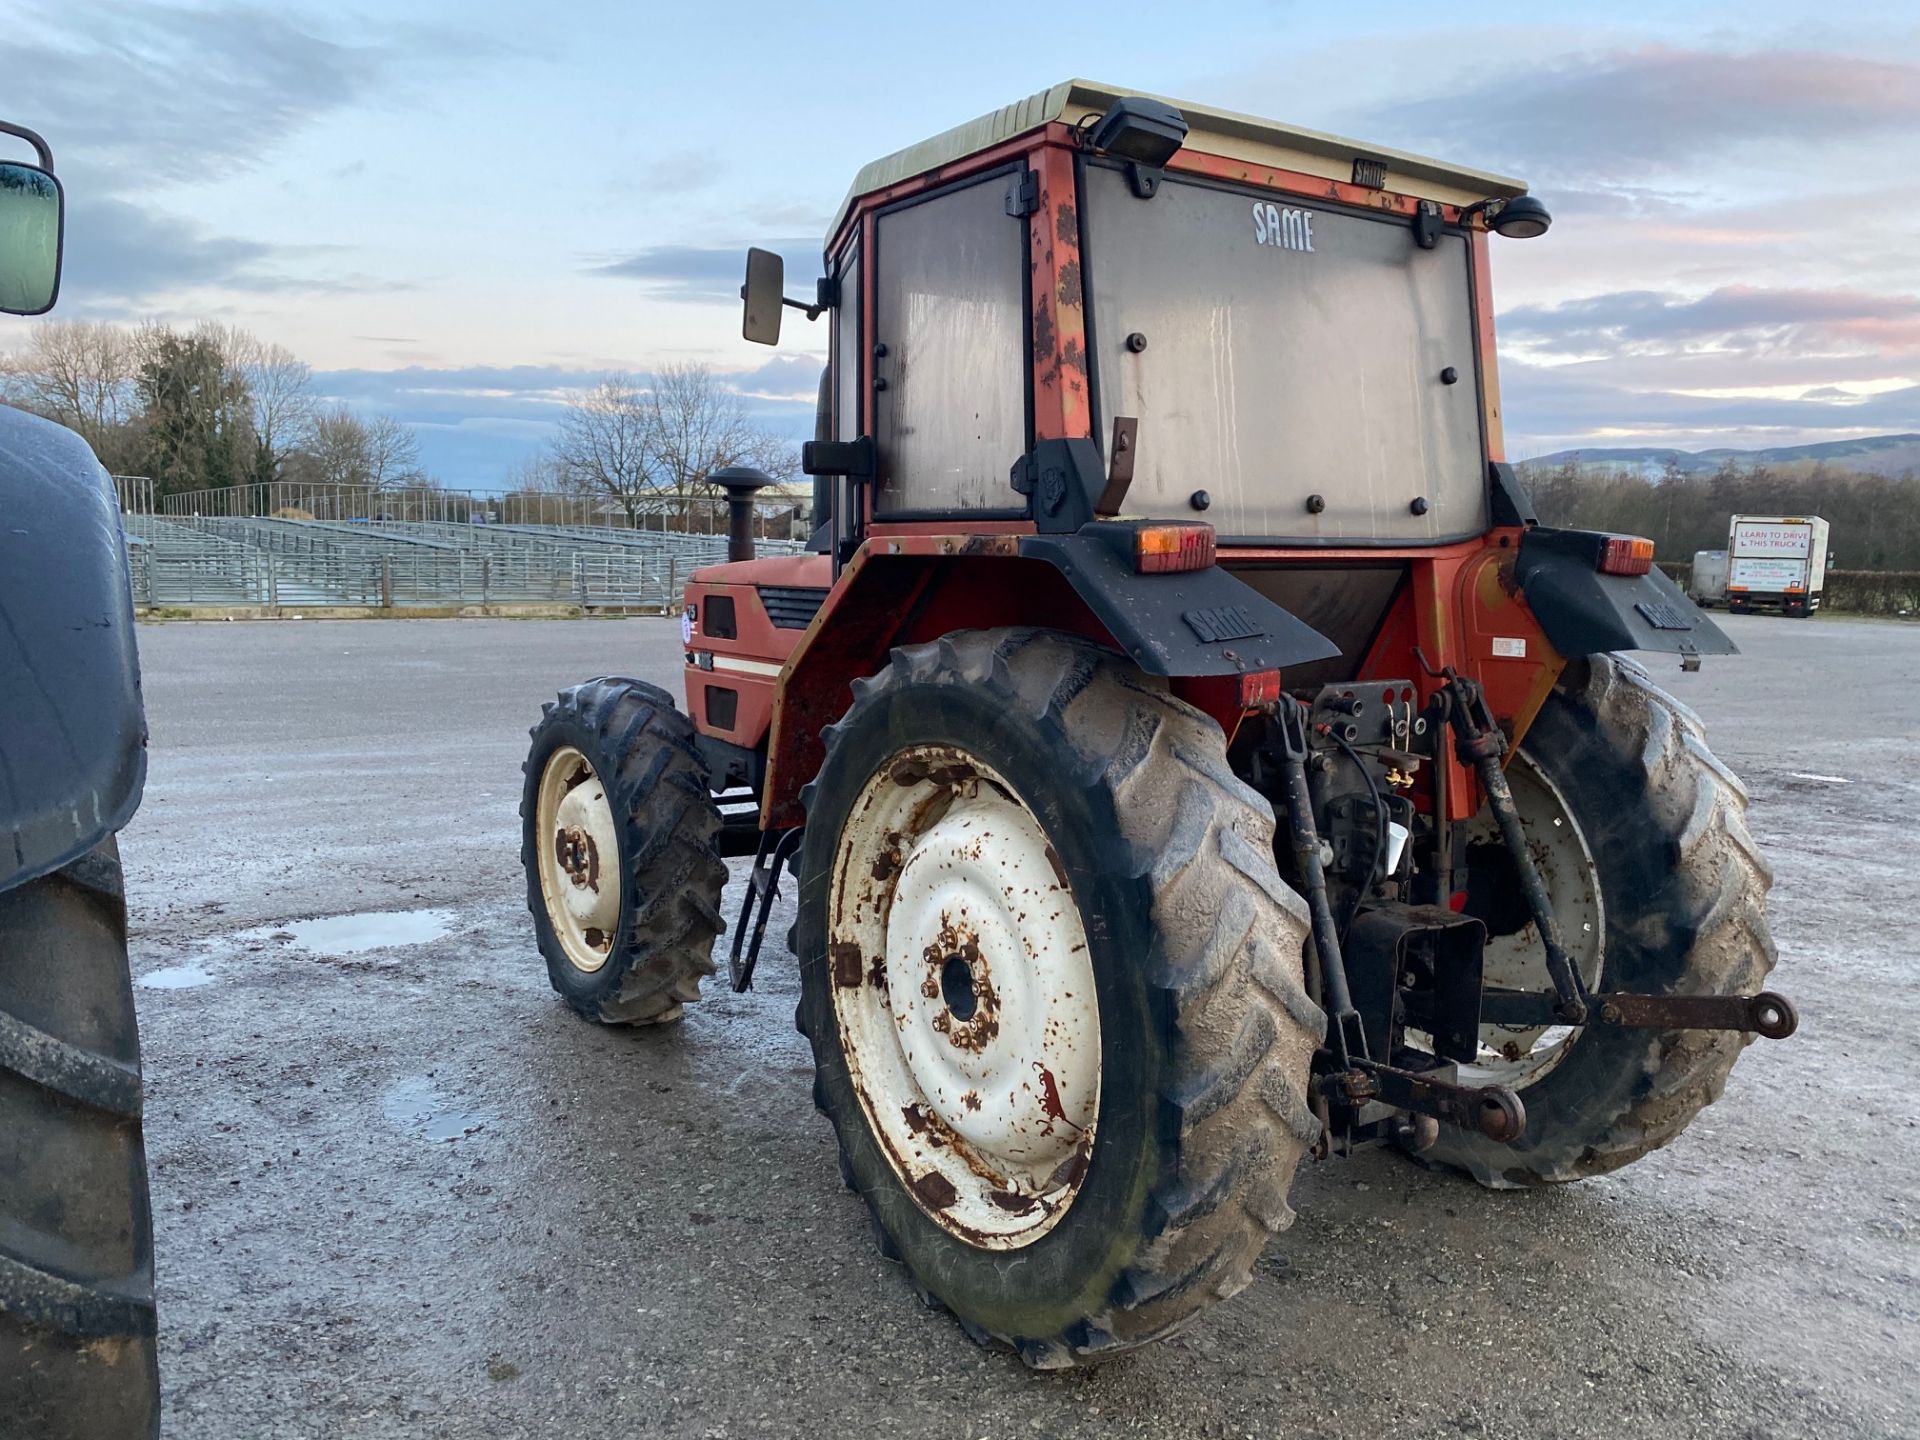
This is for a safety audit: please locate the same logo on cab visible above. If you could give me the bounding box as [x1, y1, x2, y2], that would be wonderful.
[1253, 202, 1315, 252]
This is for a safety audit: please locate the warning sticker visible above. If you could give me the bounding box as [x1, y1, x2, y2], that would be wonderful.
[1490, 637, 1527, 658]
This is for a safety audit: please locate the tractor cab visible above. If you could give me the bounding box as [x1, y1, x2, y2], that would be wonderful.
[800, 81, 1535, 550]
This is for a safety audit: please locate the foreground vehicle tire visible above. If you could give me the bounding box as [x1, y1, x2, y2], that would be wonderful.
[522, 678, 726, 1024]
[796, 629, 1322, 1367]
[1421, 654, 1775, 1187]
[0, 839, 159, 1439]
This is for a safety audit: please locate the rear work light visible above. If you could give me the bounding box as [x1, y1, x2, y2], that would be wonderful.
[1135, 523, 1216, 574]
[1598, 535, 1655, 576]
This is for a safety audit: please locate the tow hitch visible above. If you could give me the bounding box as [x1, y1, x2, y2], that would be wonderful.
[1426, 660, 1798, 1047]
[1271, 662, 1798, 1159]
[1480, 987, 1799, 1039]
[1270, 696, 1529, 1147]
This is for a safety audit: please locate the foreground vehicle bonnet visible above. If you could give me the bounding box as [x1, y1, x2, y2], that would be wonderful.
[0, 118, 161, 1440]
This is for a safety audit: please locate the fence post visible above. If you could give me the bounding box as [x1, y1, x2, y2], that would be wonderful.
[667, 556, 677, 615]
[380, 556, 393, 610]
[267, 552, 278, 611]
[480, 555, 490, 608]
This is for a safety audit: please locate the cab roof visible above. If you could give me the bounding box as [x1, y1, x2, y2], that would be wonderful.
[829, 79, 1528, 247]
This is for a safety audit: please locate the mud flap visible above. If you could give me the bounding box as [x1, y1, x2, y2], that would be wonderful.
[1515, 527, 1737, 660]
[1018, 526, 1339, 676]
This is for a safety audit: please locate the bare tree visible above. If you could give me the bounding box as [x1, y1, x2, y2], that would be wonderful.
[550, 375, 658, 525]
[307, 404, 373, 488]
[305, 406, 425, 492]
[363, 413, 426, 489]
[548, 364, 798, 528]
[0, 320, 140, 453]
[505, 451, 571, 493]
[500, 452, 579, 524]
[206, 323, 315, 479]
[649, 361, 798, 518]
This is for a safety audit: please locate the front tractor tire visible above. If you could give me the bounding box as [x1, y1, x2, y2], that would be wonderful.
[795, 629, 1324, 1367]
[0, 840, 160, 1439]
[521, 678, 726, 1025]
[1426, 653, 1776, 1187]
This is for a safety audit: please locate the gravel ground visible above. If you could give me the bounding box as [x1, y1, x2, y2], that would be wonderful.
[119, 613, 1917, 1439]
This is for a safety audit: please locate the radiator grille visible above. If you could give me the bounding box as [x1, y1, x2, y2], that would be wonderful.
[758, 585, 828, 630]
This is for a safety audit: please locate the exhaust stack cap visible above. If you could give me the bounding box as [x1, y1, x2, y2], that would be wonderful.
[712, 466, 776, 564]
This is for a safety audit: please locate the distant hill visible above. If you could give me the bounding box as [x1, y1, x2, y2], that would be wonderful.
[1518, 433, 1920, 479]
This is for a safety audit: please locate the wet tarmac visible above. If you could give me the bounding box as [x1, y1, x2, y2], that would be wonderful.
[121, 614, 1918, 1438]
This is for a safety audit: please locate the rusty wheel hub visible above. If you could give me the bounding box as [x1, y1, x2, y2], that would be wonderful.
[828, 745, 1099, 1249]
[556, 826, 598, 888]
[1456, 751, 1605, 1088]
[534, 746, 621, 974]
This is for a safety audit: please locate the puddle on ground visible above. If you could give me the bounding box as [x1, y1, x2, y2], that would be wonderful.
[144, 907, 464, 995]
[277, 908, 455, 956]
[382, 1075, 488, 1142]
[137, 964, 214, 990]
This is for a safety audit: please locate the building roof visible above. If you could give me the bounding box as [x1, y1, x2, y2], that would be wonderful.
[828, 79, 1529, 245]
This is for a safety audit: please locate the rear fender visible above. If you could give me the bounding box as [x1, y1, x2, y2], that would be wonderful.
[0, 407, 146, 891]
[1516, 527, 1737, 660]
[759, 532, 1334, 827]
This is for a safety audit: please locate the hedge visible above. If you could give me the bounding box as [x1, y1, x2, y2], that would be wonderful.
[1823, 570, 1920, 615]
[1655, 560, 1917, 615]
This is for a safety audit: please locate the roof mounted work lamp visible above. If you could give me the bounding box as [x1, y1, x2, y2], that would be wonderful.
[1088, 96, 1188, 198]
[1462, 193, 1553, 239]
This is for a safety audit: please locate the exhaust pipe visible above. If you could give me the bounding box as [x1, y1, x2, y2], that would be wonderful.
[711, 466, 775, 563]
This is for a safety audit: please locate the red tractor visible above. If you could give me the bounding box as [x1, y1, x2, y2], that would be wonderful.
[521, 82, 1793, 1367]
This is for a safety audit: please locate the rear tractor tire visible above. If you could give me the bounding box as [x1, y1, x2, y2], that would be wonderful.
[521, 678, 726, 1024]
[795, 629, 1324, 1367]
[1421, 653, 1775, 1187]
[0, 839, 160, 1439]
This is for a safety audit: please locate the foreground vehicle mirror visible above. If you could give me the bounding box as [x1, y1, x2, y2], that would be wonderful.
[742, 246, 784, 345]
[0, 158, 62, 316]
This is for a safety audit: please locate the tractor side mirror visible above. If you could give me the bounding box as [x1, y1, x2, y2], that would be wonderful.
[0, 159, 63, 316]
[742, 247, 784, 346]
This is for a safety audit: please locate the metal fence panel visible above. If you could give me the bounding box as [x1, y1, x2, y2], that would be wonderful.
[115, 515, 781, 610]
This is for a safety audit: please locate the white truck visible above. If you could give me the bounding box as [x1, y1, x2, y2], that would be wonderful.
[1726, 515, 1830, 617]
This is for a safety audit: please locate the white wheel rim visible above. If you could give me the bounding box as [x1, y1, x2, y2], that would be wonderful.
[535, 745, 622, 974]
[1454, 752, 1605, 1089]
[829, 745, 1099, 1248]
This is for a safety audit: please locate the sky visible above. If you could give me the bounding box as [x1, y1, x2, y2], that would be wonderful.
[8, 0, 1920, 488]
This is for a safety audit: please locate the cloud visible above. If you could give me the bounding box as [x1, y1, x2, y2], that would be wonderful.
[586, 237, 820, 300]
[59, 197, 414, 308]
[1501, 286, 1920, 359]
[312, 364, 590, 419]
[1502, 360, 1920, 456]
[1496, 281, 1920, 451]
[752, 203, 834, 230]
[19, 3, 396, 189]
[58, 198, 274, 304]
[628, 149, 722, 194]
[1366, 45, 1920, 185]
[733, 354, 827, 404]
[14, 2, 490, 303]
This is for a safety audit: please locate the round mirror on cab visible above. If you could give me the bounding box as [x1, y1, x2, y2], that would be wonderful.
[0, 161, 62, 315]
